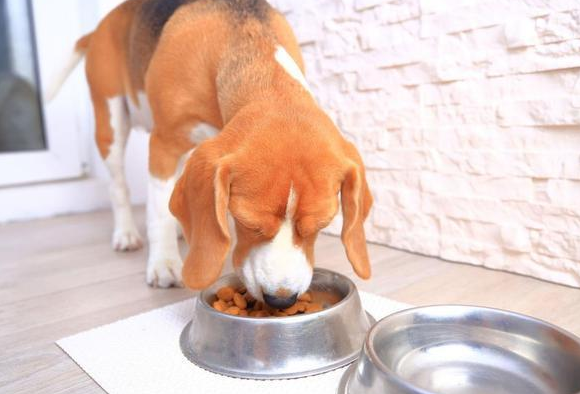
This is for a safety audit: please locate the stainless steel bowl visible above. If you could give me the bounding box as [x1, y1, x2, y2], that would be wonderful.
[180, 268, 375, 379]
[339, 305, 580, 394]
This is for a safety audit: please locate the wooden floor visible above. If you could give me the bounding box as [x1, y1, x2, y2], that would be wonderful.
[1, 208, 580, 394]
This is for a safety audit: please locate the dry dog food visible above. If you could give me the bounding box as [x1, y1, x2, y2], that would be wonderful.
[211, 286, 340, 317]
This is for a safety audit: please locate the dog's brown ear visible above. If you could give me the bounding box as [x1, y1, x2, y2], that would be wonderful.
[340, 144, 373, 279]
[169, 144, 231, 289]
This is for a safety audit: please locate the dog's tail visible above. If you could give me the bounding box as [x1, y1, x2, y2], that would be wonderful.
[44, 32, 93, 103]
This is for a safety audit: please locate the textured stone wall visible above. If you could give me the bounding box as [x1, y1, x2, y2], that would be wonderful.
[269, 0, 580, 287]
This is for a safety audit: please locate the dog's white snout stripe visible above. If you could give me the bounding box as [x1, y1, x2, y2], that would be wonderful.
[240, 185, 312, 300]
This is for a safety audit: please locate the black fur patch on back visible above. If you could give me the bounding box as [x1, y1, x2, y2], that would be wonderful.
[141, 0, 195, 37]
[221, 0, 271, 21]
[141, 0, 272, 38]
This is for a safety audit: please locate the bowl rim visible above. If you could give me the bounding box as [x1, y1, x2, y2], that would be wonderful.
[364, 304, 580, 394]
[198, 267, 357, 321]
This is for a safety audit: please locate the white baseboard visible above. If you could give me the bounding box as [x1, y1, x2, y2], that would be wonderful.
[1, 177, 111, 223]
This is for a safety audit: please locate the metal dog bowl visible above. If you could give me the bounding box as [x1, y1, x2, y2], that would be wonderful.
[180, 268, 375, 379]
[339, 305, 580, 394]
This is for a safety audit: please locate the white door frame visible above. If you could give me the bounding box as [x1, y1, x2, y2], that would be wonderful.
[0, 0, 149, 224]
[0, 0, 86, 186]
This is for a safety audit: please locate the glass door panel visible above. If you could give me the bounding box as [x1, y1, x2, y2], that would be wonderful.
[0, 0, 85, 186]
[0, 0, 46, 152]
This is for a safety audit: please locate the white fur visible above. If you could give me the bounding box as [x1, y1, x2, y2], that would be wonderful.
[44, 50, 84, 103]
[127, 91, 154, 130]
[106, 97, 143, 251]
[240, 186, 312, 300]
[274, 45, 312, 94]
[189, 122, 219, 144]
[146, 175, 183, 288]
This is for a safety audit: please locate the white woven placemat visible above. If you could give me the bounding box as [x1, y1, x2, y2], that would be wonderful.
[57, 292, 410, 394]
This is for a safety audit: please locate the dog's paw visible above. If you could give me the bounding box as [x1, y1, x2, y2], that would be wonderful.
[112, 228, 143, 251]
[146, 256, 183, 288]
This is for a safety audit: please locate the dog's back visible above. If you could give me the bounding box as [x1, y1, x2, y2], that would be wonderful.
[85, 0, 297, 109]
[129, 0, 272, 92]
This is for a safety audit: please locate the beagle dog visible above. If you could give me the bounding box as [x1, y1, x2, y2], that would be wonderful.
[51, 0, 373, 308]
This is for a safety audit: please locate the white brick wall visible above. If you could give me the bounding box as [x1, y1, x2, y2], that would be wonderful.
[269, 0, 580, 287]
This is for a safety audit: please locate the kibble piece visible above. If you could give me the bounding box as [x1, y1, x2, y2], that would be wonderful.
[297, 292, 312, 302]
[216, 286, 236, 302]
[212, 299, 228, 312]
[253, 301, 264, 311]
[282, 303, 300, 316]
[296, 301, 308, 313]
[233, 293, 247, 309]
[306, 302, 323, 314]
[224, 306, 240, 315]
[274, 310, 288, 317]
[238, 309, 249, 317]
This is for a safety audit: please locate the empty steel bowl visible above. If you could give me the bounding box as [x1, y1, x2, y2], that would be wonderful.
[339, 305, 580, 394]
[180, 268, 375, 379]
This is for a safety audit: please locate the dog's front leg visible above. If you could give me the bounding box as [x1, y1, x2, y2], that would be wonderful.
[146, 135, 185, 288]
[146, 175, 183, 287]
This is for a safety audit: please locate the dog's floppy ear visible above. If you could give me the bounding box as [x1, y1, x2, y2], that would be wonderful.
[169, 143, 231, 289]
[340, 144, 373, 279]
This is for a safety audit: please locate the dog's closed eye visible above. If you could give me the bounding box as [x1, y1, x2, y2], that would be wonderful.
[296, 217, 332, 238]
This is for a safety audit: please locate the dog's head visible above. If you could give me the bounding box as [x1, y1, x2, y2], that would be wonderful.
[170, 108, 372, 308]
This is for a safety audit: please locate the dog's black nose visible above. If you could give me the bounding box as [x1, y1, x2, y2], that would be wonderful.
[263, 292, 298, 309]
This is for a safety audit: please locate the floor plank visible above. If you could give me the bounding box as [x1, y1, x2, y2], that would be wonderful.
[1, 207, 579, 393]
